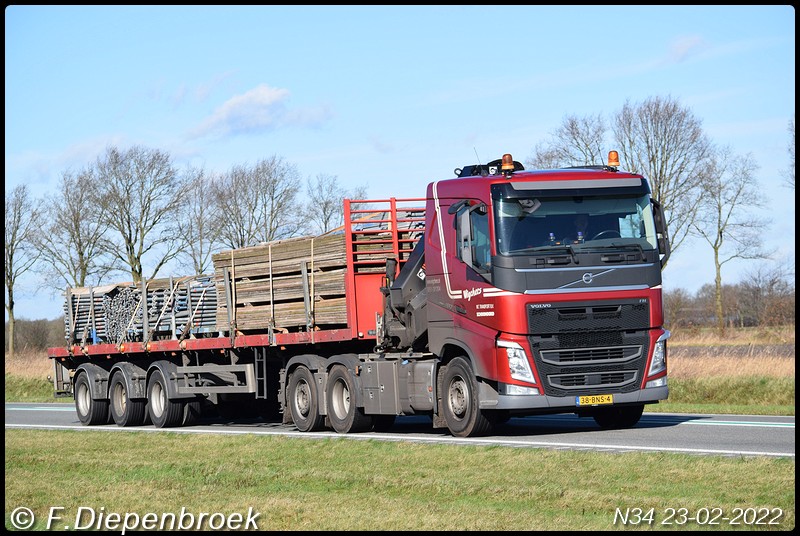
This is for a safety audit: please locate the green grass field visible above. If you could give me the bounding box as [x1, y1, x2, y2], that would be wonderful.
[5, 430, 795, 531]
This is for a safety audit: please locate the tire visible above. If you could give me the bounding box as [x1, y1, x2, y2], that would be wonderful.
[441, 357, 494, 437]
[326, 365, 373, 434]
[74, 372, 109, 425]
[287, 366, 325, 432]
[371, 415, 396, 432]
[109, 371, 146, 427]
[592, 404, 644, 429]
[147, 369, 184, 428]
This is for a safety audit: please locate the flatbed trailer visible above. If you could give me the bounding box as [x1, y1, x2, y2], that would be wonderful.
[49, 197, 429, 429]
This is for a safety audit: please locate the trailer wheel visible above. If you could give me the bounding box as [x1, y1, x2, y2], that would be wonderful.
[74, 372, 109, 425]
[326, 365, 373, 433]
[592, 404, 644, 429]
[287, 366, 324, 432]
[109, 371, 146, 427]
[147, 369, 184, 428]
[441, 357, 494, 437]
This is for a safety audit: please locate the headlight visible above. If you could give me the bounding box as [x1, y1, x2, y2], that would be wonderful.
[647, 330, 670, 376]
[497, 340, 536, 384]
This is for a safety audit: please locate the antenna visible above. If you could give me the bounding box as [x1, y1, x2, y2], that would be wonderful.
[474, 147, 487, 177]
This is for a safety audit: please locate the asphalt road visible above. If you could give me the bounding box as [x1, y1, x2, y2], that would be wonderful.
[6, 402, 794, 458]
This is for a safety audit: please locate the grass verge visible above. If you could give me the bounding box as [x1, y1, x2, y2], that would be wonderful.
[4, 430, 795, 531]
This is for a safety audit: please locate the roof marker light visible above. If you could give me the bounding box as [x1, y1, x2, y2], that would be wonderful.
[501, 153, 515, 177]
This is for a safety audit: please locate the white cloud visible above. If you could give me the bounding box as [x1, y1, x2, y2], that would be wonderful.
[188, 84, 333, 140]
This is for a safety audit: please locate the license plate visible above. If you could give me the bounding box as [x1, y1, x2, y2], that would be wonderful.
[575, 394, 614, 406]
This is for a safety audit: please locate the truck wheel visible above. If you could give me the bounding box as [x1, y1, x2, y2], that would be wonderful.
[288, 366, 324, 432]
[326, 365, 373, 433]
[109, 371, 146, 427]
[74, 372, 109, 425]
[441, 357, 493, 437]
[147, 369, 184, 428]
[592, 404, 644, 429]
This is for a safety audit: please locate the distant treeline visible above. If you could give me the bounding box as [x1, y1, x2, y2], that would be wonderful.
[664, 280, 794, 329]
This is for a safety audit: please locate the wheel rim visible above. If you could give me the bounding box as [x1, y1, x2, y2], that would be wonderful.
[293, 378, 311, 418]
[447, 375, 469, 420]
[330, 378, 350, 420]
[151, 381, 166, 418]
[113, 381, 127, 416]
[76, 381, 90, 417]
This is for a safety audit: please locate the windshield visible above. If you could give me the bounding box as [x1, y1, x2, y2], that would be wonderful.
[494, 193, 658, 255]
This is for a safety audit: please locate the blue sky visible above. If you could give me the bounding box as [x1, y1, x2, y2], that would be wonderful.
[5, 5, 796, 321]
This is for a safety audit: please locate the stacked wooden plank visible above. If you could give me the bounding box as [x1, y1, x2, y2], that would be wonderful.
[212, 233, 349, 332]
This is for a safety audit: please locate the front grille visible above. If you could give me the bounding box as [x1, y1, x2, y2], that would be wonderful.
[529, 329, 649, 397]
[540, 345, 642, 366]
[549, 370, 638, 390]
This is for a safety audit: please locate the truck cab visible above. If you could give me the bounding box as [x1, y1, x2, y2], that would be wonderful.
[383, 152, 671, 436]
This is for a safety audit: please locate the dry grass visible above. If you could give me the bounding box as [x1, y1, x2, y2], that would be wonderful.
[666, 324, 795, 380]
[6, 325, 795, 382]
[4, 350, 52, 379]
[668, 354, 795, 379]
[668, 324, 795, 346]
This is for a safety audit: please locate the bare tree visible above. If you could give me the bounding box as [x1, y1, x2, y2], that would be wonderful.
[305, 174, 368, 234]
[175, 165, 220, 275]
[213, 163, 260, 249]
[214, 155, 303, 249]
[5, 185, 45, 355]
[738, 261, 795, 327]
[35, 167, 115, 291]
[613, 96, 712, 260]
[258, 156, 304, 241]
[92, 145, 187, 283]
[525, 114, 607, 169]
[12, 318, 64, 352]
[663, 287, 694, 329]
[692, 146, 772, 335]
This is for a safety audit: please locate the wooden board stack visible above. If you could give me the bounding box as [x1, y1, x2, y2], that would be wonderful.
[212, 232, 350, 332]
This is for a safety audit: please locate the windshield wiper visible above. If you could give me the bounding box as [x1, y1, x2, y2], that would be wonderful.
[587, 243, 646, 261]
[528, 244, 579, 264]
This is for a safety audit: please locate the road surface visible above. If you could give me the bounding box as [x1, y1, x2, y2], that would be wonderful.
[5, 403, 794, 458]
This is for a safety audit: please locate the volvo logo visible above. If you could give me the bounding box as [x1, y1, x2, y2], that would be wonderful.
[582, 273, 594, 284]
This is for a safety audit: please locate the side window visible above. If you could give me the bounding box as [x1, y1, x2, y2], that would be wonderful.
[456, 203, 491, 274]
[471, 210, 491, 271]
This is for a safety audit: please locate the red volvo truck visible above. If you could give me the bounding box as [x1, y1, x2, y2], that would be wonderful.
[48, 151, 671, 437]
